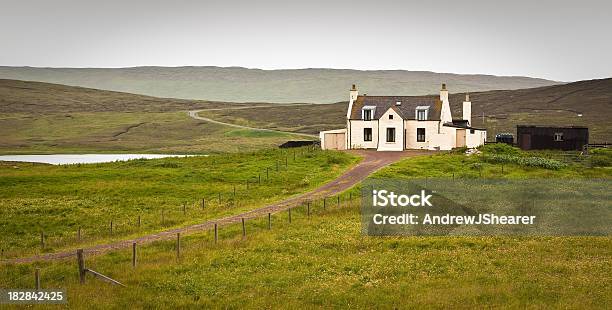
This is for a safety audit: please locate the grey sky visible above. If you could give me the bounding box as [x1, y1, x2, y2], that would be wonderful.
[1, 0, 610, 81]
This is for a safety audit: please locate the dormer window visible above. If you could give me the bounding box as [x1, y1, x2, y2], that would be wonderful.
[415, 106, 430, 121]
[362, 106, 376, 121]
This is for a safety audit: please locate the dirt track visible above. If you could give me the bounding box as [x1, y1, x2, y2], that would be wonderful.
[6, 150, 429, 264]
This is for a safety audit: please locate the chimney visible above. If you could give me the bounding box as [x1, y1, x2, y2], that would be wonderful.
[347, 84, 359, 119]
[463, 93, 472, 125]
[439, 83, 448, 103]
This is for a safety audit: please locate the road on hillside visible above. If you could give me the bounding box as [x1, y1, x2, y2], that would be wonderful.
[6, 150, 430, 264]
[188, 104, 319, 138]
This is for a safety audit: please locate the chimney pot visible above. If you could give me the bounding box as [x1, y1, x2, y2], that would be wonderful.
[442, 83, 447, 90]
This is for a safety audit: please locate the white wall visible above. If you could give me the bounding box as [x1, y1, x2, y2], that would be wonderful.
[377, 108, 404, 151]
[348, 120, 378, 149]
[466, 129, 487, 148]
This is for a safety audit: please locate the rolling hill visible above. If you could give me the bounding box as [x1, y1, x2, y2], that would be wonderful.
[0, 66, 559, 103]
[200, 78, 612, 143]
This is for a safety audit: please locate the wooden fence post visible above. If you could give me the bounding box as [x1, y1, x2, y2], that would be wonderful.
[77, 249, 85, 284]
[176, 233, 181, 261]
[323, 198, 326, 210]
[268, 213, 272, 230]
[138, 215, 141, 228]
[288, 208, 292, 223]
[132, 242, 137, 268]
[35, 268, 41, 290]
[110, 220, 113, 235]
[242, 218, 246, 238]
[233, 185, 236, 196]
[214, 223, 218, 244]
[337, 196, 340, 208]
[349, 192, 352, 207]
[202, 198, 205, 209]
[307, 201, 311, 217]
[258, 173, 261, 184]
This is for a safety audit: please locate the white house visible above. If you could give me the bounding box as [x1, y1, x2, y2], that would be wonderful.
[320, 84, 486, 151]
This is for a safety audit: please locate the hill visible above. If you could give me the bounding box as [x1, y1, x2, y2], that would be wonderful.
[0, 79, 299, 154]
[0, 66, 559, 103]
[199, 78, 612, 142]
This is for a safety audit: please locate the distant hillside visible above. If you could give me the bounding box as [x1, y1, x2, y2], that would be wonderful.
[201, 78, 612, 143]
[0, 79, 235, 113]
[0, 66, 559, 103]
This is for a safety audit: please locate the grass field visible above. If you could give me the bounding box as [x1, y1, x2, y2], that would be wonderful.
[0, 148, 357, 258]
[1, 146, 610, 308]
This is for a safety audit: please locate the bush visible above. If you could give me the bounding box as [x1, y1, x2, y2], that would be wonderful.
[482, 154, 567, 170]
[590, 148, 612, 167]
[479, 143, 521, 156]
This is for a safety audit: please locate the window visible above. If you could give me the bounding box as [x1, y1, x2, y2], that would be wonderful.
[389, 114, 394, 120]
[363, 128, 372, 141]
[417, 128, 426, 142]
[386, 128, 396, 142]
[417, 110, 427, 121]
[363, 109, 372, 121]
[470, 129, 475, 134]
[554, 132, 564, 141]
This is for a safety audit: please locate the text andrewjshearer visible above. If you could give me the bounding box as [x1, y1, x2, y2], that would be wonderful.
[370, 189, 536, 226]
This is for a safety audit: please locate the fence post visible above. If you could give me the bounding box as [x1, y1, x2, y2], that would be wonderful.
[323, 198, 326, 210]
[77, 249, 85, 284]
[337, 196, 340, 208]
[242, 218, 246, 238]
[233, 185, 236, 196]
[307, 201, 311, 217]
[268, 213, 272, 230]
[349, 192, 352, 207]
[138, 215, 141, 228]
[183, 203, 186, 215]
[35, 268, 41, 290]
[214, 223, 218, 244]
[110, 220, 113, 235]
[288, 208, 292, 223]
[176, 233, 181, 261]
[132, 242, 137, 268]
[202, 198, 205, 210]
[258, 173, 261, 184]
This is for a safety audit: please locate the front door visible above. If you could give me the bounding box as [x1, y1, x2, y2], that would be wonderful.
[519, 133, 531, 150]
[456, 129, 466, 147]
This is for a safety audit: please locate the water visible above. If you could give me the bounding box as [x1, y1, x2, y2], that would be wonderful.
[0, 154, 195, 165]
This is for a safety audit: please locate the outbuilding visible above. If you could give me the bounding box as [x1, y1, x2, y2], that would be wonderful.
[516, 125, 588, 151]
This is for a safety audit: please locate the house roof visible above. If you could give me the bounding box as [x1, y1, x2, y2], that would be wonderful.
[349, 95, 442, 120]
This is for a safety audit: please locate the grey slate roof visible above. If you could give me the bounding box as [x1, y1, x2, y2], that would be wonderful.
[349, 95, 442, 120]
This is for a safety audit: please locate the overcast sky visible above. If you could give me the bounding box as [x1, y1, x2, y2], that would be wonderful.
[1, 0, 610, 81]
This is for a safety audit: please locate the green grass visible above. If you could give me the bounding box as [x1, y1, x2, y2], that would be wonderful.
[0, 149, 610, 308]
[0, 112, 308, 155]
[0, 148, 358, 258]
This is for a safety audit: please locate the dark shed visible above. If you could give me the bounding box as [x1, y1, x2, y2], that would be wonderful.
[516, 125, 588, 151]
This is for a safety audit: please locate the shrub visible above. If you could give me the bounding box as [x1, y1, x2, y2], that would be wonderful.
[590, 148, 612, 167]
[479, 143, 521, 156]
[482, 154, 566, 170]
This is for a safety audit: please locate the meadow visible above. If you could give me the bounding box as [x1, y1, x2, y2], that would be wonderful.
[1, 145, 610, 308]
[0, 147, 357, 258]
